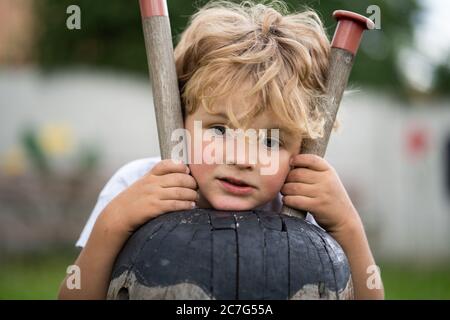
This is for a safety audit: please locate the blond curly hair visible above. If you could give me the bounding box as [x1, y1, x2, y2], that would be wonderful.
[174, 0, 331, 140]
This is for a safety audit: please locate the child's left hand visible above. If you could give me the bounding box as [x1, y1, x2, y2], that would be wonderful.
[281, 154, 359, 234]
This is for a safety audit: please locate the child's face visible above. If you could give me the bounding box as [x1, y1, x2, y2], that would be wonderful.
[184, 102, 302, 211]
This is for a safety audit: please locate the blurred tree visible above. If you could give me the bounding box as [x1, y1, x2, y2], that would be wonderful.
[434, 59, 450, 95]
[293, 0, 421, 96]
[37, 0, 433, 98]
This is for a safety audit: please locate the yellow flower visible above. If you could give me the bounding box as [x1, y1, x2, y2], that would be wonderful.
[38, 124, 74, 156]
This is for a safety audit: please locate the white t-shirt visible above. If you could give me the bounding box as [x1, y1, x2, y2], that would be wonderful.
[76, 157, 318, 248]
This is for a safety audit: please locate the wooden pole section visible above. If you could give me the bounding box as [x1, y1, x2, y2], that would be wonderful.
[139, 0, 185, 161]
[282, 10, 374, 219]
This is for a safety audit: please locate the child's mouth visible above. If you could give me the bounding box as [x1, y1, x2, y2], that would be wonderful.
[218, 177, 254, 195]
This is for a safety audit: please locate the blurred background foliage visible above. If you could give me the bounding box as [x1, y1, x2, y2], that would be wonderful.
[35, 0, 449, 98]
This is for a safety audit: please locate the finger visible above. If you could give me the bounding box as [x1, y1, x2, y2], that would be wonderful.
[282, 195, 316, 212]
[159, 187, 198, 201]
[160, 200, 196, 213]
[285, 168, 318, 184]
[150, 159, 190, 176]
[281, 182, 317, 198]
[159, 173, 198, 189]
[290, 154, 329, 171]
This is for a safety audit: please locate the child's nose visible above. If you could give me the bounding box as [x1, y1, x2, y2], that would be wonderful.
[225, 139, 257, 169]
[225, 156, 256, 169]
[233, 161, 256, 170]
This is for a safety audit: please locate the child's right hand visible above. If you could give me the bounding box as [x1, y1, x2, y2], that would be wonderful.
[100, 159, 198, 236]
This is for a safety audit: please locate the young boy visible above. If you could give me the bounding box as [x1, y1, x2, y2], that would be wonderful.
[58, 0, 384, 299]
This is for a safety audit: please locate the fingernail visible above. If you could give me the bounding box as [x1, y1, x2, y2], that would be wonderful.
[186, 166, 190, 174]
[191, 202, 196, 208]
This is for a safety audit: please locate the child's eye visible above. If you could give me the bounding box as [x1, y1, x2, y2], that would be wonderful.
[261, 137, 281, 149]
[208, 125, 227, 136]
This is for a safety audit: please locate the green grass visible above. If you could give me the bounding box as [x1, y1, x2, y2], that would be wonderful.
[379, 263, 450, 299]
[0, 250, 449, 299]
[0, 248, 79, 300]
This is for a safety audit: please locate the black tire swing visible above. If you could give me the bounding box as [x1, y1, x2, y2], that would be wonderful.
[107, 0, 374, 300]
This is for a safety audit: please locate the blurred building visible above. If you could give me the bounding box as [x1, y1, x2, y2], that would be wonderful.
[328, 92, 450, 263]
